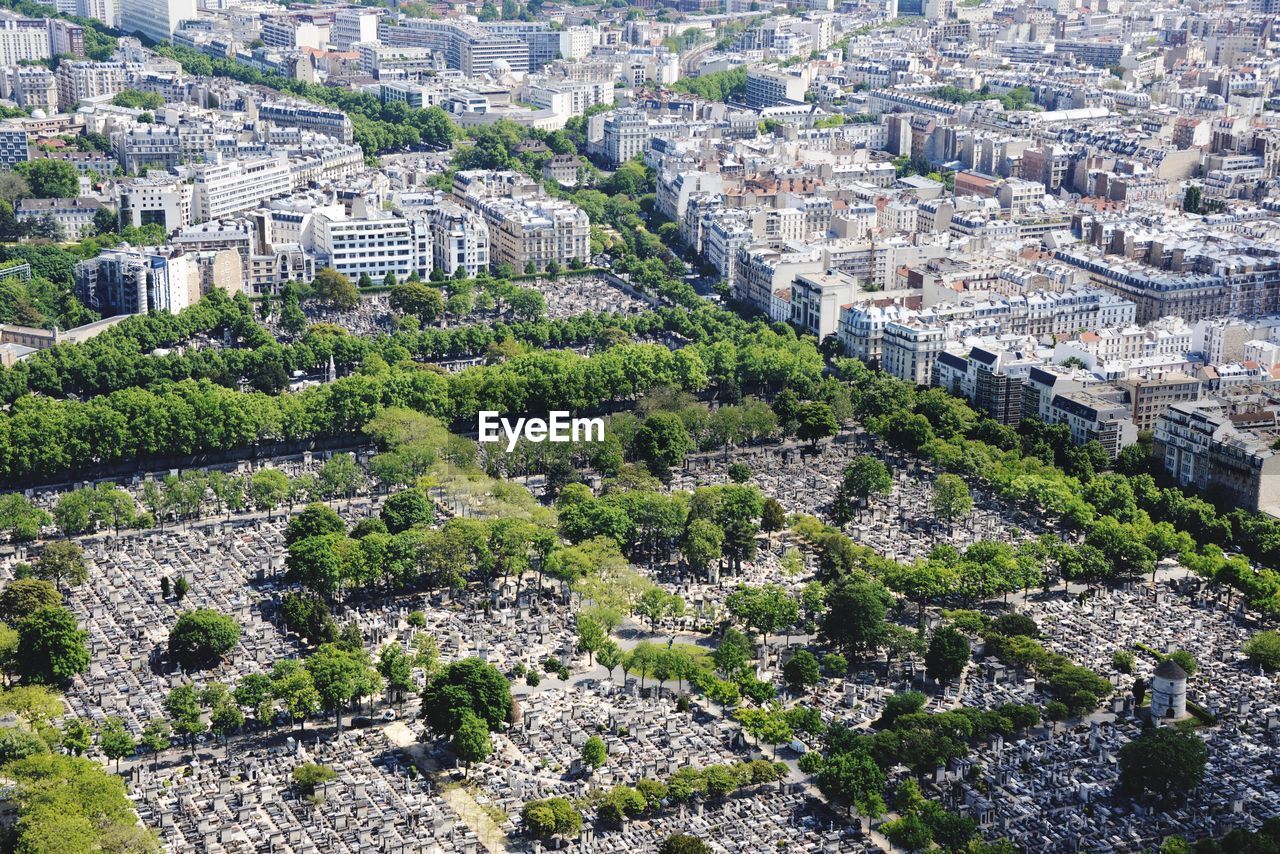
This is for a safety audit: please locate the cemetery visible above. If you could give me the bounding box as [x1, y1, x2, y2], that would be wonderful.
[0, 411, 1276, 852]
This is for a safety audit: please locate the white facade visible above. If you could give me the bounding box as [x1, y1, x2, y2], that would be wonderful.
[119, 0, 196, 44]
[425, 202, 489, 279]
[192, 157, 294, 222]
[0, 16, 50, 67]
[313, 211, 429, 282]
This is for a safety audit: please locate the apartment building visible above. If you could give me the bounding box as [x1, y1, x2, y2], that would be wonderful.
[788, 272, 859, 340]
[601, 111, 651, 168]
[1154, 399, 1280, 515]
[0, 126, 28, 168]
[470, 196, 589, 273]
[1116, 373, 1203, 432]
[191, 157, 294, 222]
[332, 8, 381, 50]
[378, 18, 528, 76]
[0, 14, 51, 67]
[116, 125, 182, 175]
[744, 66, 807, 109]
[882, 318, 946, 385]
[16, 197, 103, 239]
[56, 60, 126, 110]
[933, 344, 1031, 425]
[1, 67, 56, 114]
[120, 176, 193, 232]
[1045, 388, 1138, 458]
[75, 247, 196, 316]
[313, 211, 429, 282]
[258, 100, 354, 144]
[424, 201, 489, 279]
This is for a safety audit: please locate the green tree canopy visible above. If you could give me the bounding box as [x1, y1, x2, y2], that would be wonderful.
[168, 609, 241, 670]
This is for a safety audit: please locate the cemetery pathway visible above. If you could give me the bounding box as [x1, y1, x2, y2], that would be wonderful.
[385, 722, 511, 853]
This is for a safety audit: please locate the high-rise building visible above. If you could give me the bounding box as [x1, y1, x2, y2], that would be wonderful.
[119, 0, 196, 45]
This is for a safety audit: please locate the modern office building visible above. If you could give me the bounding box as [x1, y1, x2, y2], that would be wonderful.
[119, 0, 196, 44]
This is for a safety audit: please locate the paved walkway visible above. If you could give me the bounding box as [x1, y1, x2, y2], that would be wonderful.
[385, 722, 510, 853]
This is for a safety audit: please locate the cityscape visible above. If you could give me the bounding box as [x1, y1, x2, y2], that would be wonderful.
[0, 0, 1272, 851]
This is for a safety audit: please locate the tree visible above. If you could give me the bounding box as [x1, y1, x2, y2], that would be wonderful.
[597, 639, 623, 681]
[521, 797, 582, 838]
[34, 541, 88, 591]
[834, 456, 892, 523]
[305, 643, 373, 736]
[389, 283, 445, 321]
[318, 453, 361, 499]
[169, 609, 241, 670]
[925, 626, 971, 683]
[0, 579, 60, 624]
[292, 762, 337, 794]
[783, 649, 822, 694]
[284, 503, 345, 546]
[1112, 650, 1136, 674]
[209, 701, 244, 756]
[680, 518, 723, 576]
[712, 628, 753, 679]
[173, 575, 189, 602]
[581, 734, 607, 770]
[99, 716, 135, 772]
[931, 474, 973, 529]
[61, 717, 92, 756]
[248, 469, 290, 519]
[882, 812, 933, 852]
[233, 673, 274, 711]
[820, 578, 892, 657]
[576, 615, 606, 665]
[378, 642, 415, 703]
[165, 684, 206, 753]
[271, 661, 320, 729]
[634, 413, 693, 479]
[817, 748, 886, 817]
[312, 268, 359, 309]
[1164, 649, 1198, 677]
[726, 584, 798, 646]
[451, 710, 493, 768]
[14, 159, 78, 198]
[1244, 630, 1280, 671]
[16, 606, 88, 684]
[381, 489, 434, 534]
[422, 657, 511, 735]
[1117, 727, 1207, 801]
[280, 592, 339, 644]
[760, 498, 786, 533]
[0, 728, 49, 765]
[796, 401, 838, 447]
[1182, 184, 1202, 214]
[635, 587, 684, 631]
[0, 171, 29, 203]
[727, 462, 751, 483]
[0, 494, 49, 542]
[139, 722, 176, 771]
[659, 834, 710, 854]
